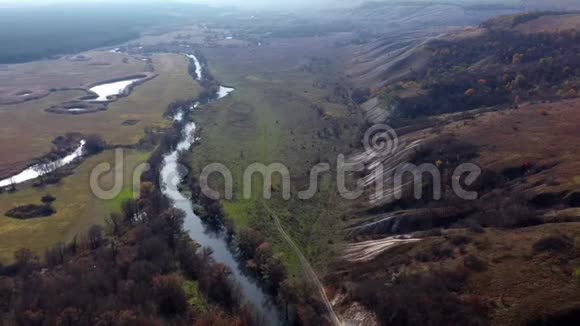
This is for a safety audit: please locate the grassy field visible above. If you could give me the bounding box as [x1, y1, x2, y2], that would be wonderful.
[190, 37, 364, 273]
[0, 53, 200, 178]
[0, 51, 202, 262]
[0, 148, 155, 262]
[0, 151, 109, 261]
[101, 150, 154, 214]
[0, 51, 148, 106]
[128, 25, 208, 47]
[0, 51, 147, 91]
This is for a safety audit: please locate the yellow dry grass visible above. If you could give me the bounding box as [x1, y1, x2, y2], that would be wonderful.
[0, 51, 147, 90]
[446, 98, 580, 195]
[0, 52, 201, 262]
[516, 13, 580, 34]
[0, 53, 200, 178]
[0, 148, 154, 263]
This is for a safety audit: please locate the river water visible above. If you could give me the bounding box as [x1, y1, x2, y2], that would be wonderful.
[88, 78, 143, 102]
[159, 55, 282, 324]
[185, 54, 203, 80]
[0, 140, 86, 188]
[1, 52, 282, 323]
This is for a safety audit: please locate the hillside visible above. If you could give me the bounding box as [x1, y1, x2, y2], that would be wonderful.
[349, 12, 580, 118]
[342, 1, 520, 31]
[333, 11, 580, 325]
[522, 0, 580, 11]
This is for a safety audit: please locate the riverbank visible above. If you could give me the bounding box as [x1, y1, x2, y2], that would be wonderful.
[0, 53, 197, 179]
[0, 53, 202, 262]
[183, 37, 366, 324]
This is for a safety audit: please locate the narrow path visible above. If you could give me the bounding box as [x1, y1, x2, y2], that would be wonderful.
[261, 201, 343, 326]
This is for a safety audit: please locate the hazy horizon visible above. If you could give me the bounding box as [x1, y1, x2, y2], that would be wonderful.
[0, 0, 521, 10]
[0, 0, 357, 9]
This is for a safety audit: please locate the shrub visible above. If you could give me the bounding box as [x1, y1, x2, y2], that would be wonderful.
[469, 203, 542, 229]
[573, 268, 580, 282]
[237, 229, 265, 258]
[0, 276, 15, 310]
[351, 88, 370, 104]
[416, 242, 454, 262]
[41, 194, 56, 205]
[84, 134, 106, 155]
[432, 243, 454, 258]
[87, 225, 104, 249]
[152, 274, 187, 317]
[353, 270, 487, 326]
[464, 255, 487, 272]
[127, 260, 158, 283]
[5, 205, 55, 219]
[44, 243, 66, 267]
[533, 235, 573, 253]
[423, 228, 443, 237]
[460, 219, 485, 234]
[14, 248, 38, 267]
[468, 169, 506, 191]
[469, 225, 485, 234]
[449, 235, 472, 246]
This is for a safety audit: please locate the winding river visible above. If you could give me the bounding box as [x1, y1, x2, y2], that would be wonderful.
[159, 55, 282, 324]
[185, 54, 203, 80]
[0, 140, 86, 188]
[1, 52, 282, 323]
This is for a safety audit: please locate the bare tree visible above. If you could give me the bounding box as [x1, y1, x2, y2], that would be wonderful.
[34, 157, 58, 185]
[9, 177, 16, 192]
[88, 225, 104, 249]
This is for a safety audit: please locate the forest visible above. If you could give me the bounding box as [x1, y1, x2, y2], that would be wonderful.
[0, 99, 331, 325]
[0, 116, 253, 323]
[0, 3, 216, 63]
[381, 20, 580, 119]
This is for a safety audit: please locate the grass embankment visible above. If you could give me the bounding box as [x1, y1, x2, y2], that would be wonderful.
[0, 53, 203, 262]
[190, 43, 363, 274]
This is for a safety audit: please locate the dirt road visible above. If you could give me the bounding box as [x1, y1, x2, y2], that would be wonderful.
[262, 201, 343, 326]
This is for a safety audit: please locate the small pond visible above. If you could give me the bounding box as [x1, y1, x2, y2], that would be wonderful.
[88, 78, 143, 102]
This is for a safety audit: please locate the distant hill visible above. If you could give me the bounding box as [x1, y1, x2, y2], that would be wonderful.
[522, 0, 580, 11]
[347, 11, 580, 109]
[339, 12, 580, 325]
[342, 1, 521, 31]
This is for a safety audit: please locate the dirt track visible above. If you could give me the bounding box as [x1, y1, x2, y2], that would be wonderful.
[262, 201, 343, 326]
